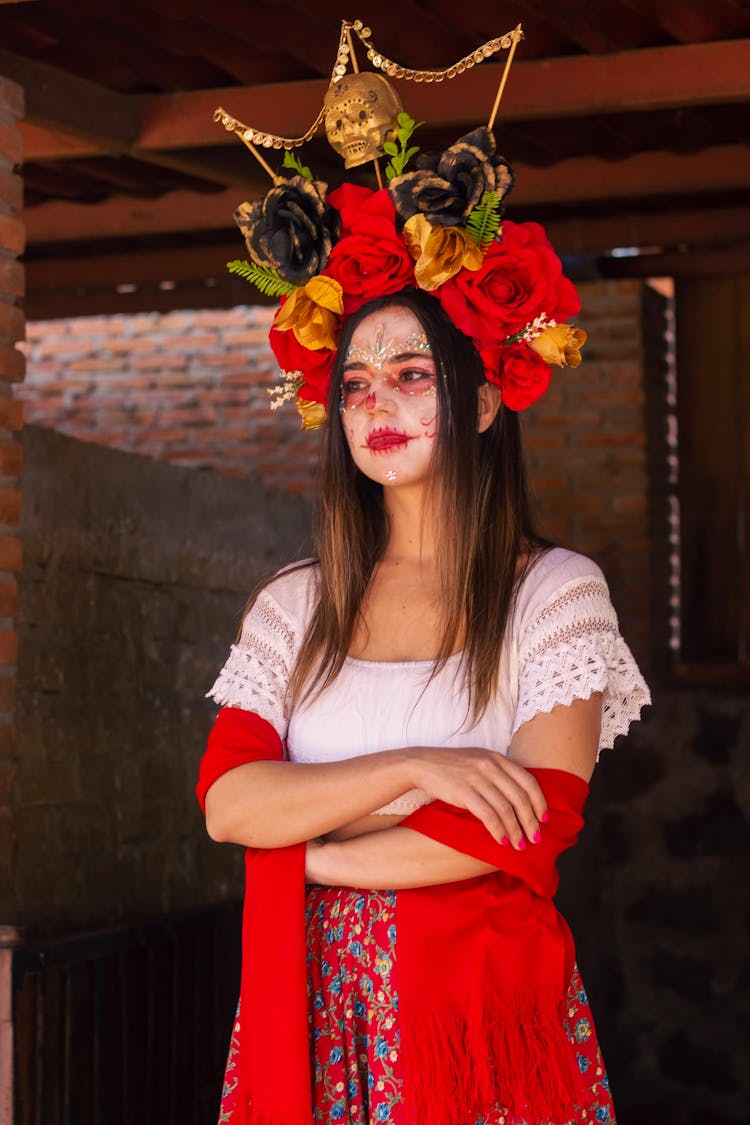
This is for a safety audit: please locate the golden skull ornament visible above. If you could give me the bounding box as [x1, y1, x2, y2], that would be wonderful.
[324, 73, 403, 169]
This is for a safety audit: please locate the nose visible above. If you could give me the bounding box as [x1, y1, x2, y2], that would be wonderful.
[364, 375, 398, 413]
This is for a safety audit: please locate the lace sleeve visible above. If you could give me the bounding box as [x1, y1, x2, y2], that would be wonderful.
[206, 589, 298, 739]
[512, 575, 651, 755]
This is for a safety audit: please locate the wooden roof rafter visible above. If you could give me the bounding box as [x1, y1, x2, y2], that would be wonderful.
[24, 145, 750, 245]
[14, 38, 750, 164]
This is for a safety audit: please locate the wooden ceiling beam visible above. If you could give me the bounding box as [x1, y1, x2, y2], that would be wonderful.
[0, 48, 138, 153]
[24, 187, 245, 243]
[17, 38, 750, 162]
[545, 206, 750, 256]
[24, 144, 750, 243]
[512, 144, 750, 206]
[135, 39, 750, 152]
[25, 243, 243, 289]
[24, 204, 750, 296]
[24, 281, 257, 322]
[600, 244, 750, 279]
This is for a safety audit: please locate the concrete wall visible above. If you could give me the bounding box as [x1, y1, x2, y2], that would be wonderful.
[10, 425, 311, 935]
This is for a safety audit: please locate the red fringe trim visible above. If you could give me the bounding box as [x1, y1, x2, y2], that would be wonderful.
[400, 984, 579, 1125]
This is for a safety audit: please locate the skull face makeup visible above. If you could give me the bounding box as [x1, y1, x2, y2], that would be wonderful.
[324, 73, 402, 169]
[339, 307, 439, 489]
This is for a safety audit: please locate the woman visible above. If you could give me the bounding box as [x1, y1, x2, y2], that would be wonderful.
[198, 282, 650, 1125]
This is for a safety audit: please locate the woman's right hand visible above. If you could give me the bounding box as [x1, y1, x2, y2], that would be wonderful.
[404, 745, 547, 849]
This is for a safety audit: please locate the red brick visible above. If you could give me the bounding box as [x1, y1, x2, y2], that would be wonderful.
[0, 344, 24, 382]
[104, 337, 158, 354]
[0, 631, 17, 665]
[578, 431, 645, 448]
[223, 371, 272, 385]
[0, 300, 23, 343]
[0, 397, 22, 430]
[224, 330, 271, 347]
[136, 428, 189, 443]
[201, 389, 245, 405]
[160, 408, 216, 426]
[0, 674, 16, 712]
[68, 358, 126, 373]
[68, 317, 127, 336]
[133, 354, 187, 371]
[0, 578, 18, 616]
[37, 340, 87, 359]
[0, 167, 22, 212]
[0, 120, 23, 165]
[191, 309, 251, 328]
[0, 489, 21, 525]
[161, 333, 219, 350]
[0, 442, 22, 476]
[0, 256, 23, 299]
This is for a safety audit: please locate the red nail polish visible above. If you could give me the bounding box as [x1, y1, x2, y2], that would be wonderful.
[517, 838, 527, 851]
[533, 830, 542, 843]
[501, 836, 510, 847]
[541, 811, 550, 823]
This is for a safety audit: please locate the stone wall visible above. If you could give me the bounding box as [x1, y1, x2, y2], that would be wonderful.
[13, 424, 311, 936]
[558, 686, 749, 1124]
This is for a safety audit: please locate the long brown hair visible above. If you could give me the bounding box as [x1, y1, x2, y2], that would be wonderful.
[280, 287, 549, 722]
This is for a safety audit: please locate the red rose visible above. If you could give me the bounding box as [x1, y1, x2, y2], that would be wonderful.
[438, 220, 580, 346]
[496, 342, 552, 411]
[328, 183, 376, 236]
[269, 324, 334, 406]
[324, 189, 416, 315]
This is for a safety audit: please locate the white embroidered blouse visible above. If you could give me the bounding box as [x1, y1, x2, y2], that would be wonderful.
[207, 548, 650, 815]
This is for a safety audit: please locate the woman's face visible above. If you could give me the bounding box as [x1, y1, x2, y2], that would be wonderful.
[339, 306, 439, 489]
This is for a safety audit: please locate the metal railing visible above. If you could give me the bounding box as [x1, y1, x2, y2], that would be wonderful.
[8, 901, 242, 1125]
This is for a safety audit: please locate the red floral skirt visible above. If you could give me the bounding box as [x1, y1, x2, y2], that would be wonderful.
[219, 886, 616, 1125]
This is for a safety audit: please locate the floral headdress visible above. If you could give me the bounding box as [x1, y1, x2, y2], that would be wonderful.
[216, 21, 586, 430]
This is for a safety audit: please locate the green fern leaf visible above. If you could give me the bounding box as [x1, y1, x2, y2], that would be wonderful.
[465, 191, 502, 250]
[226, 259, 297, 297]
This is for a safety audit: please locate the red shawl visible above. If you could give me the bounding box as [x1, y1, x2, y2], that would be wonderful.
[196, 706, 590, 1125]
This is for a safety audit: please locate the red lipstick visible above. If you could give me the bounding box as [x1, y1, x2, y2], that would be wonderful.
[364, 427, 411, 452]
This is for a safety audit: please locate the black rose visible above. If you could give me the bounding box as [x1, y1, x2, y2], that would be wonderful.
[389, 127, 514, 228]
[234, 176, 340, 286]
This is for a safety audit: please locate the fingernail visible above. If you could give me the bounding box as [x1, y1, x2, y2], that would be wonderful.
[541, 811, 550, 823]
[533, 830, 542, 844]
[501, 836, 510, 847]
[517, 839, 527, 851]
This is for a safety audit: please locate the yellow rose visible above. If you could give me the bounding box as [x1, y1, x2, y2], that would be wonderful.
[403, 214, 484, 291]
[529, 324, 587, 368]
[273, 275, 344, 351]
[295, 397, 327, 431]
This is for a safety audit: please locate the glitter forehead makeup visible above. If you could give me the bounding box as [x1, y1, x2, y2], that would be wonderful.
[344, 322, 432, 371]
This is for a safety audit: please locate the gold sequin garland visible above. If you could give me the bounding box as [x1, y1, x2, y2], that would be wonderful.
[214, 21, 522, 152]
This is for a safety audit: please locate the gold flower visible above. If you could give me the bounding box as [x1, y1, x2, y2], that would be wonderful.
[273, 275, 344, 351]
[529, 324, 587, 368]
[403, 214, 484, 291]
[296, 397, 327, 431]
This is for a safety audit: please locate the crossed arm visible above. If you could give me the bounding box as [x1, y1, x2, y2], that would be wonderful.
[205, 694, 602, 888]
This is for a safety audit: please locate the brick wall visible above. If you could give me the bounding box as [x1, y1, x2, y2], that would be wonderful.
[0, 75, 24, 924]
[18, 306, 316, 493]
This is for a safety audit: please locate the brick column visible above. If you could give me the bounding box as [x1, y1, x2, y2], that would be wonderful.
[0, 74, 24, 925]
